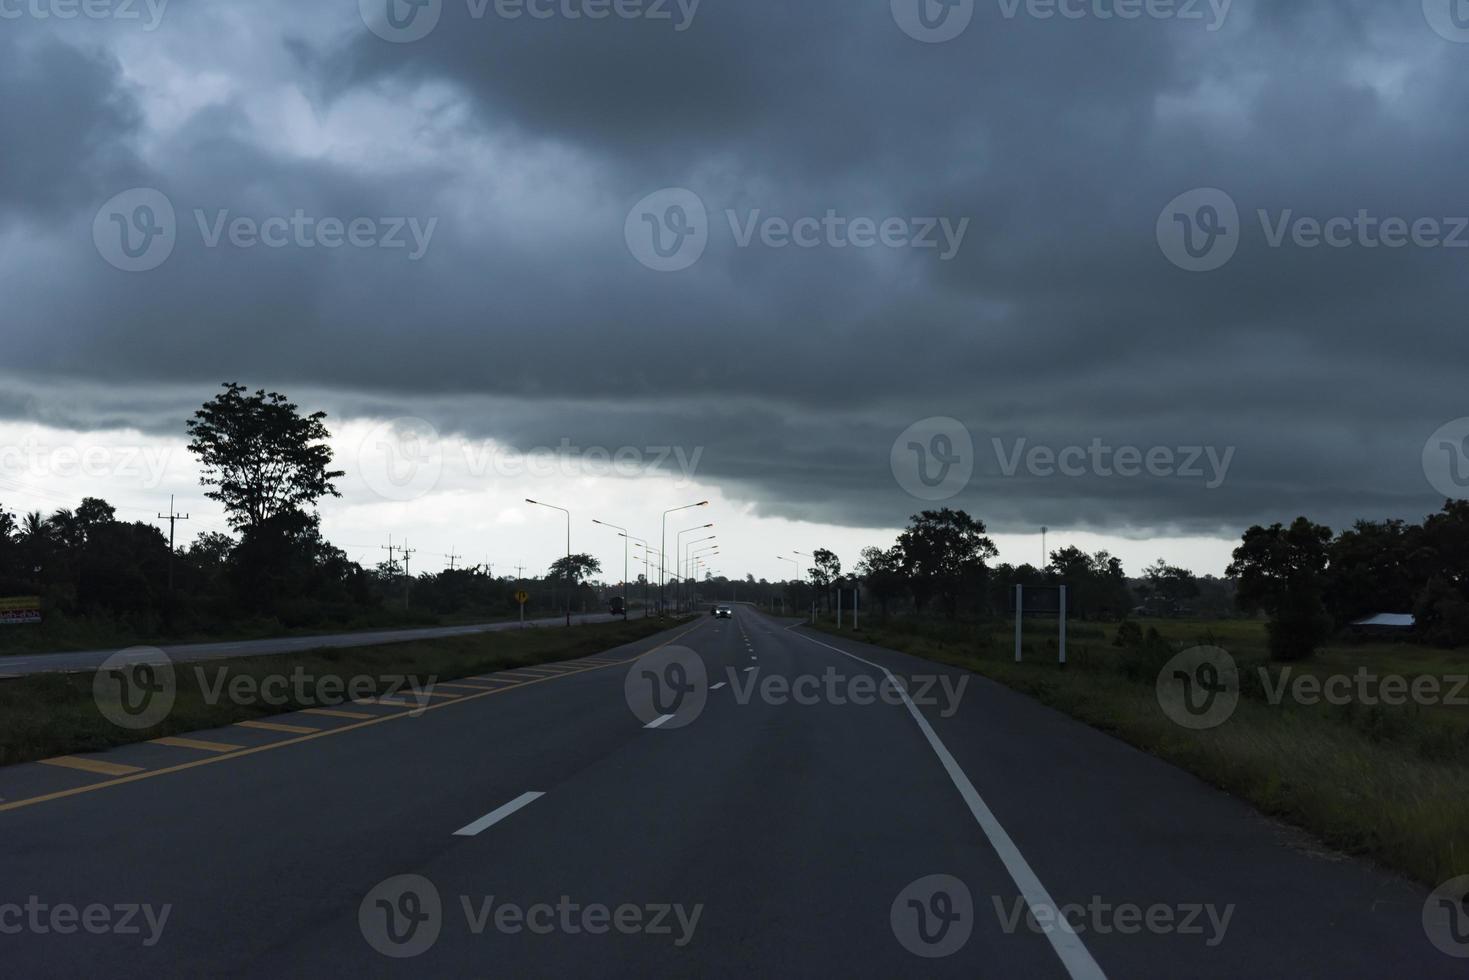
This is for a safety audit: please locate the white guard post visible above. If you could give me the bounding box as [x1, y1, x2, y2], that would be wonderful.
[1015, 585, 1024, 662]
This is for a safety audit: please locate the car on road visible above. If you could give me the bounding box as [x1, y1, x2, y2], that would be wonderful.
[608, 596, 626, 616]
[713, 605, 732, 618]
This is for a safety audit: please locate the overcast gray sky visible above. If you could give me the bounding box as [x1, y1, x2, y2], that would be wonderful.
[0, 0, 1464, 580]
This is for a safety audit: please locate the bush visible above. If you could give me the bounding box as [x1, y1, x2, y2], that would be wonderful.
[1113, 620, 1143, 648]
[1265, 596, 1334, 661]
[1116, 626, 1175, 683]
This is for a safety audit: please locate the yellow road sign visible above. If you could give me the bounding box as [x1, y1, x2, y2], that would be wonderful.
[515, 590, 530, 605]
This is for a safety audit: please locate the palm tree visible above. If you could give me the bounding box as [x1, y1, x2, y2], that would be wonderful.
[48, 508, 85, 553]
[18, 511, 52, 581]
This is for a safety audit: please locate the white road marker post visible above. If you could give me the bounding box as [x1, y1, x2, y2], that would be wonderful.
[1014, 584, 1023, 663]
[1059, 585, 1068, 665]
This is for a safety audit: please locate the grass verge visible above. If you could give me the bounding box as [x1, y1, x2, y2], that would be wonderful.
[814, 616, 1469, 888]
[0, 616, 672, 769]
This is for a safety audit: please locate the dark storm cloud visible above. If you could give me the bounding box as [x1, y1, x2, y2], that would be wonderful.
[0, 0, 1464, 538]
[0, 36, 142, 218]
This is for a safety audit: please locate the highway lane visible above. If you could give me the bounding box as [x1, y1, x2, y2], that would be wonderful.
[0, 605, 1460, 977]
[0, 611, 622, 676]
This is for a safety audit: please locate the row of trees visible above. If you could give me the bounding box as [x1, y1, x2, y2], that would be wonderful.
[0, 494, 617, 633]
[1227, 502, 1469, 659]
[795, 509, 1212, 624]
[0, 385, 613, 637]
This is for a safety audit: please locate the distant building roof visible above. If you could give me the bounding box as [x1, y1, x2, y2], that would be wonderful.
[1351, 613, 1416, 628]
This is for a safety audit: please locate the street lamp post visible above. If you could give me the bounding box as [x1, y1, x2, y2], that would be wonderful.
[794, 551, 818, 624]
[526, 498, 572, 627]
[777, 555, 799, 617]
[678, 528, 715, 612]
[622, 534, 655, 618]
[689, 544, 719, 582]
[662, 501, 709, 617]
[689, 544, 719, 609]
[592, 519, 630, 621]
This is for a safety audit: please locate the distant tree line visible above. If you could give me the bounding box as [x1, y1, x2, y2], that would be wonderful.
[0, 385, 606, 640]
[1227, 502, 1469, 660]
[805, 510, 1222, 625]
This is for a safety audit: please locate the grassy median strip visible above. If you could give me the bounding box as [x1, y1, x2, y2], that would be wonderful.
[0, 618, 670, 770]
[817, 617, 1469, 888]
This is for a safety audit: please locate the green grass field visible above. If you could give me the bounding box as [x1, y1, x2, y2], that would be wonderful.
[0, 617, 670, 769]
[817, 615, 1469, 888]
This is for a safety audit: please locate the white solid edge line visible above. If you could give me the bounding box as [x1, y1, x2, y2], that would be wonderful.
[645, 714, 675, 729]
[453, 791, 545, 837]
[790, 629, 1107, 980]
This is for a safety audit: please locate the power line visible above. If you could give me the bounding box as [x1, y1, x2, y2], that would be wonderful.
[156, 495, 190, 594]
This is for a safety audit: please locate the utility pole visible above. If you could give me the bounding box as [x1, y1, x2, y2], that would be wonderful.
[1041, 526, 1048, 569]
[400, 540, 416, 610]
[446, 550, 462, 571]
[157, 496, 189, 594]
[381, 536, 402, 591]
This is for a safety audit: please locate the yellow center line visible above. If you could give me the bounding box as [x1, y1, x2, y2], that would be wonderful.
[151, 736, 245, 753]
[299, 708, 378, 720]
[0, 618, 710, 815]
[39, 756, 145, 777]
[235, 720, 322, 735]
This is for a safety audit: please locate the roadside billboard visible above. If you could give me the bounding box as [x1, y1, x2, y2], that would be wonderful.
[0, 596, 42, 625]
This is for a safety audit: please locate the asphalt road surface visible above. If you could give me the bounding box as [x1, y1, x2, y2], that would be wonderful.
[0, 605, 1459, 977]
[0, 612, 621, 676]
